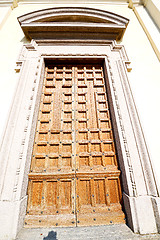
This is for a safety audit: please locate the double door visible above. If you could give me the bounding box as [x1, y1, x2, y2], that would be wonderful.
[25, 63, 125, 227]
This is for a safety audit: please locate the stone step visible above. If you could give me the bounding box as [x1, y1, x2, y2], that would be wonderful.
[16, 224, 160, 240]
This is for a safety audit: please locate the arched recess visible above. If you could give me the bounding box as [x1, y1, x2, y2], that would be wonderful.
[0, 7, 160, 240]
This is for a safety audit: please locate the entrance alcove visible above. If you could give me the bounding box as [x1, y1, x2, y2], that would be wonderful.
[0, 7, 160, 239]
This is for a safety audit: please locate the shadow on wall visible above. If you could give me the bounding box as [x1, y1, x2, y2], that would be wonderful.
[43, 231, 58, 240]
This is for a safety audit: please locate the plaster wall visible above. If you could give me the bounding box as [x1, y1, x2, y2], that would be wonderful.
[132, 4, 160, 64]
[144, 0, 160, 29]
[0, 7, 11, 30]
[0, 1, 160, 187]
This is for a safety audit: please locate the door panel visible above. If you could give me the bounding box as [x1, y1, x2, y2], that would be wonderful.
[24, 64, 125, 228]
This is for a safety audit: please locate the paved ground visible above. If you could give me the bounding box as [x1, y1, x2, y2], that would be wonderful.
[16, 224, 160, 240]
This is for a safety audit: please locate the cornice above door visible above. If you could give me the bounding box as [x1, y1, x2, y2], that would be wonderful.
[18, 7, 129, 41]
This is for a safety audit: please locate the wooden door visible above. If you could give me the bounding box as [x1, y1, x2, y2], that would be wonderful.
[24, 63, 125, 228]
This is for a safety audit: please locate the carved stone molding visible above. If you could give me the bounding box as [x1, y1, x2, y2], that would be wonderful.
[18, 7, 129, 41]
[0, 0, 18, 8]
[14, 61, 23, 73]
[107, 56, 137, 196]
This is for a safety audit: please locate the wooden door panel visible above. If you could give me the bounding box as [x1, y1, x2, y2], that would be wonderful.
[25, 64, 125, 228]
[76, 212, 125, 227]
[76, 175, 121, 211]
[75, 65, 124, 225]
[27, 178, 75, 214]
[76, 175, 124, 226]
[25, 214, 76, 228]
[25, 176, 76, 227]
[25, 66, 76, 227]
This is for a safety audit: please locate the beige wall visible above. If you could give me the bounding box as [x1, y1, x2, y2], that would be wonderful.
[0, 2, 160, 185]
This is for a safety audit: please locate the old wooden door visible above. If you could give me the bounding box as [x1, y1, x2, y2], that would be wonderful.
[24, 63, 125, 228]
